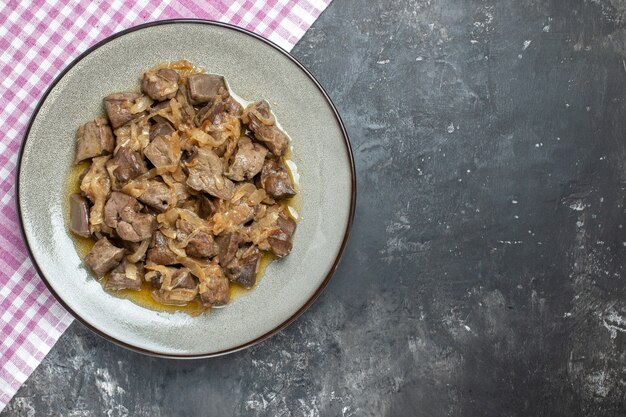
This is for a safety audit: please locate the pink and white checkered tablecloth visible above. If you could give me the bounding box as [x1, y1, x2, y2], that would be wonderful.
[0, 0, 331, 410]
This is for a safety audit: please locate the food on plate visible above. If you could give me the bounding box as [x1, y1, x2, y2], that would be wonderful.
[69, 60, 297, 312]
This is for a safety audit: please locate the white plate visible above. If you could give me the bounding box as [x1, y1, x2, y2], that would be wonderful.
[17, 20, 355, 357]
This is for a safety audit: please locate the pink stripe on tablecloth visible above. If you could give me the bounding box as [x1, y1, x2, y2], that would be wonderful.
[0, 0, 331, 412]
[167, 0, 331, 51]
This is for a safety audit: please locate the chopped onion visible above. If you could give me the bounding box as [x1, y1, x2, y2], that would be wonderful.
[174, 228, 199, 249]
[113, 125, 131, 139]
[169, 98, 183, 127]
[171, 165, 186, 182]
[121, 178, 146, 199]
[130, 95, 153, 114]
[104, 161, 120, 190]
[160, 174, 179, 208]
[160, 227, 177, 240]
[166, 239, 187, 258]
[121, 121, 151, 152]
[243, 101, 275, 125]
[124, 261, 138, 281]
[163, 59, 204, 79]
[188, 127, 227, 147]
[247, 189, 266, 206]
[144, 270, 158, 283]
[127, 239, 150, 263]
[231, 183, 256, 203]
[137, 123, 150, 151]
[179, 208, 208, 228]
[150, 288, 197, 306]
[80, 156, 110, 227]
[177, 256, 207, 282]
[254, 204, 267, 221]
[144, 264, 172, 275]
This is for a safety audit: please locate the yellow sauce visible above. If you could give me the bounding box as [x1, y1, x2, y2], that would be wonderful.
[67, 162, 96, 255]
[66, 162, 292, 316]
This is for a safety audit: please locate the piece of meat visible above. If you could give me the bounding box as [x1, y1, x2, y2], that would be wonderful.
[176, 84, 196, 125]
[243, 100, 289, 156]
[197, 92, 244, 164]
[143, 134, 181, 168]
[102, 191, 141, 229]
[150, 102, 171, 117]
[110, 120, 151, 152]
[80, 155, 111, 234]
[69, 193, 91, 237]
[244, 99, 275, 123]
[74, 118, 114, 164]
[145, 268, 165, 288]
[122, 179, 173, 212]
[169, 268, 197, 289]
[268, 210, 297, 257]
[171, 181, 191, 206]
[186, 232, 216, 258]
[245, 206, 296, 257]
[147, 267, 196, 290]
[105, 259, 143, 290]
[226, 245, 261, 288]
[198, 195, 217, 219]
[160, 167, 191, 206]
[195, 88, 243, 129]
[102, 191, 151, 231]
[121, 237, 150, 263]
[146, 231, 178, 265]
[247, 116, 289, 156]
[141, 68, 179, 101]
[137, 180, 173, 212]
[103, 92, 145, 129]
[176, 218, 217, 259]
[197, 264, 230, 307]
[148, 100, 187, 131]
[84, 237, 125, 278]
[149, 121, 175, 141]
[118, 239, 141, 253]
[187, 74, 226, 105]
[211, 200, 256, 235]
[185, 148, 235, 200]
[116, 215, 155, 243]
[207, 114, 242, 159]
[226, 137, 268, 181]
[223, 91, 243, 116]
[106, 147, 147, 188]
[194, 99, 222, 127]
[104, 191, 156, 242]
[260, 158, 296, 200]
[215, 232, 242, 266]
[148, 266, 198, 305]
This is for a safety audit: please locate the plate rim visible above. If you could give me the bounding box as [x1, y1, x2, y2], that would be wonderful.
[16, 18, 357, 359]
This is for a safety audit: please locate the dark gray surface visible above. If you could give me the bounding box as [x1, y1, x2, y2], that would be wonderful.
[4, 0, 626, 416]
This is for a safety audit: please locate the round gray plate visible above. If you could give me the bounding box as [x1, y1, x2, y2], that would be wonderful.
[17, 20, 355, 357]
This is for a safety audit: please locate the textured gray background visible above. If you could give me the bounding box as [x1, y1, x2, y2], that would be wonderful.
[4, 0, 626, 415]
